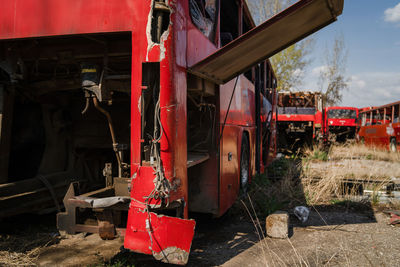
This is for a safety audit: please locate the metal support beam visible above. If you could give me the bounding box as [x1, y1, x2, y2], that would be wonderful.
[384, 108, 386, 124]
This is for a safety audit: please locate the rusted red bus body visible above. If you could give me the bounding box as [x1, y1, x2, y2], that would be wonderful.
[358, 101, 400, 152]
[277, 92, 323, 148]
[324, 106, 359, 142]
[0, 0, 343, 264]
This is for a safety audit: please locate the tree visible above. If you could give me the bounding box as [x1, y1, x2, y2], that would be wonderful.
[270, 39, 313, 91]
[246, 0, 287, 24]
[246, 0, 314, 91]
[317, 34, 349, 106]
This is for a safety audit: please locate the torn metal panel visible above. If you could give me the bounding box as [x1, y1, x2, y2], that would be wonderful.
[124, 206, 196, 265]
[189, 0, 344, 84]
[146, 0, 173, 61]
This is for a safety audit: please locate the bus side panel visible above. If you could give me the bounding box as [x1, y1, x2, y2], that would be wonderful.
[220, 77, 256, 127]
[359, 125, 391, 149]
[0, 0, 142, 39]
[394, 123, 400, 150]
[219, 125, 241, 217]
[185, 4, 218, 67]
[248, 127, 256, 178]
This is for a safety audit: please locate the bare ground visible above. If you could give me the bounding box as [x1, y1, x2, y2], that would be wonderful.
[0, 206, 399, 267]
[1, 144, 400, 266]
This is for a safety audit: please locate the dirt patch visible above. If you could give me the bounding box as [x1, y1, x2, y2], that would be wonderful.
[0, 206, 399, 266]
[1, 144, 400, 266]
[222, 211, 400, 267]
[38, 234, 124, 267]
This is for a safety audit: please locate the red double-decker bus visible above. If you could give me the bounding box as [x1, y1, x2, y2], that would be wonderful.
[0, 0, 343, 264]
[324, 106, 359, 143]
[358, 101, 400, 152]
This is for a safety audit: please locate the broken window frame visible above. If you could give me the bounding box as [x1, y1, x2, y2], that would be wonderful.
[189, 0, 219, 43]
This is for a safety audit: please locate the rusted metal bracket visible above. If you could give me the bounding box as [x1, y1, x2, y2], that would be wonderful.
[95, 209, 116, 240]
[57, 182, 129, 238]
[57, 182, 80, 235]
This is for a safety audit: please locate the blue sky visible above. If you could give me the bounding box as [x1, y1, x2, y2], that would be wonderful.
[299, 0, 400, 108]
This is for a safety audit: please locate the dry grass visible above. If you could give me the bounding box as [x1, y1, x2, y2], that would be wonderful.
[0, 249, 40, 267]
[242, 195, 353, 267]
[240, 143, 400, 266]
[302, 143, 400, 205]
[0, 231, 58, 266]
[328, 142, 400, 162]
[247, 142, 400, 213]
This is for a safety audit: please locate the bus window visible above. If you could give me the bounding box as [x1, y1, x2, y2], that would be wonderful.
[327, 109, 357, 119]
[189, 0, 218, 41]
[220, 1, 239, 46]
[361, 113, 366, 126]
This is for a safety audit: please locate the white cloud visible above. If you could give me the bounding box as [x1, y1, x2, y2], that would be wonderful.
[384, 3, 400, 23]
[292, 68, 304, 77]
[300, 71, 400, 108]
[341, 72, 400, 108]
[311, 65, 328, 76]
[349, 75, 366, 89]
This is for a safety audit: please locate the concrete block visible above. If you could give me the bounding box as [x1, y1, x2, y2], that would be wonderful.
[266, 211, 289, 239]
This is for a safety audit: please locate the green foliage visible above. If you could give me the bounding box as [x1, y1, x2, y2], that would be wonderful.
[271, 40, 314, 91]
[247, 173, 286, 217]
[305, 191, 316, 206]
[244, 157, 304, 219]
[256, 196, 286, 218]
[98, 250, 137, 267]
[306, 149, 329, 162]
[267, 157, 300, 178]
[330, 199, 348, 205]
[103, 261, 135, 267]
[252, 172, 272, 187]
[370, 186, 381, 206]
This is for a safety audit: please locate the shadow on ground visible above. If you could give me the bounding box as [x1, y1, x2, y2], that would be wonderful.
[0, 213, 60, 253]
[0, 156, 379, 266]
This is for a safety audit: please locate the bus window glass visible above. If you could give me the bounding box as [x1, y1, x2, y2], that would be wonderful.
[327, 109, 357, 119]
[189, 0, 218, 41]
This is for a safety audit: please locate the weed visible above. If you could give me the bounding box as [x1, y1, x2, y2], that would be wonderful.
[306, 148, 329, 161]
[371, 190, 380, 206]
[102, 250, 137, 267]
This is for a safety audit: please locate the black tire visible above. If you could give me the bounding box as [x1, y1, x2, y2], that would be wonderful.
[390, 138, 397, 153]
[240, 134, 250, 194]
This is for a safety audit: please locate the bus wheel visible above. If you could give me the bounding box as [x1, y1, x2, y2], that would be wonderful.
[240, 134, 250, 194]
[390, 138, 397, 152]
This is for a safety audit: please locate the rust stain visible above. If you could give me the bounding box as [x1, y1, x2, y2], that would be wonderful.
[153, 246, 189, 265]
